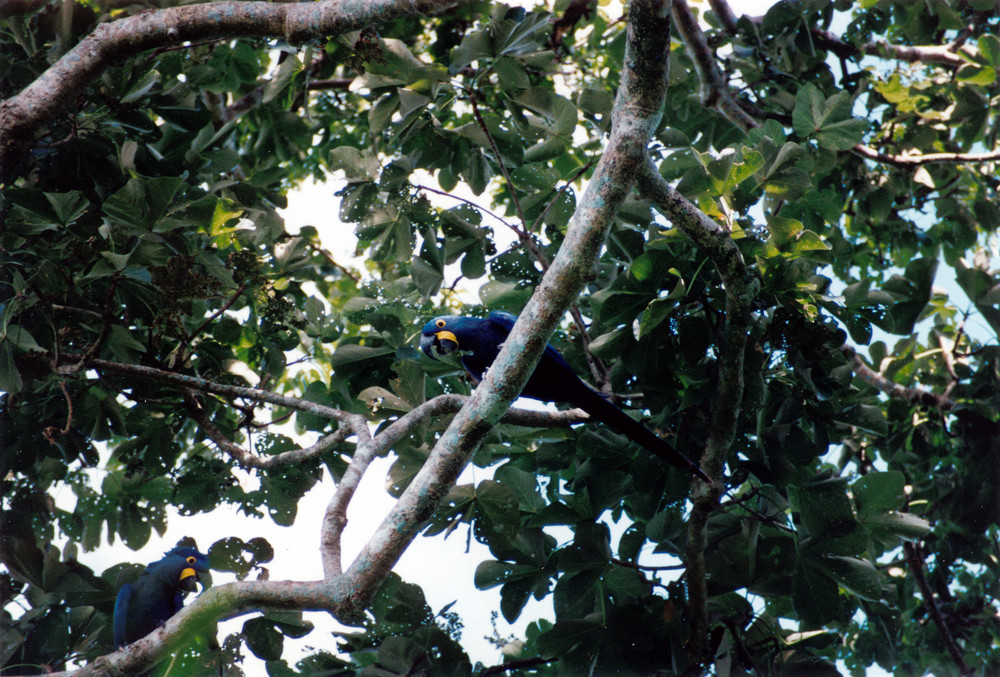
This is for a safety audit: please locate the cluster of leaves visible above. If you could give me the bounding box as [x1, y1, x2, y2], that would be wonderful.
[2, 0, 1000, 675]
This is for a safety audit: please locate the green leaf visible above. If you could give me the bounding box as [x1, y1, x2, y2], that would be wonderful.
[864, 512, 931, 540]
[243, 617, 284, 661]
[330, 344, 395, 371]
[450, 27, 493, 73]
[956, 63, 997, 85]
[494, 56, 530, 90]
[817, 555, 884, 601]
[790, 477, 864, 555]
[369, 92, 399, 134]
[577, 88, 614, 121]
[835, 404, 888, 436]
[473, 480, 521, 547]
[979, 34, 1000, 68]
[329, 146, 379, 181]
[792, 84, 865, 150]
[0, 342, 23, 393]
[3, 324, 43, 352]
[473, 560, 539, 589]
[792, 557, 841, 626]
[494, 465, 545, 512]
[852, 471, 906, 518]
[491, 7, 551, 58]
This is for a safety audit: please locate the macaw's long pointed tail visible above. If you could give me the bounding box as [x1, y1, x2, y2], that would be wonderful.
[569, 385, 711, 482]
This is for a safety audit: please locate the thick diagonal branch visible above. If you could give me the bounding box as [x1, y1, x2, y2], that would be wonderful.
[337, 0, 674, 619]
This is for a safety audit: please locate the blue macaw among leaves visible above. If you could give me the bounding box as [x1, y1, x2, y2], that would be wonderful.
[420, 311, 710, 482]
[113, 546, 211, 649]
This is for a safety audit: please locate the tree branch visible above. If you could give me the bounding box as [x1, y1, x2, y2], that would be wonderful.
[672, 0, 757, 132]
[637, 156, 753, 669]
[19, 578, 351, 677]
[841, 344, 956, 411]
[187, 398, 354, 470]
[77, 356, 591, 464]
[852, 144, 1000, 167]
[811, 28, 975, 68]
[336, 0, 673, 619]
[706, 0, 738, 35]
[0, 0, 458, 181]
[74, 357, 369, 429]
[904, 542, 972, 675]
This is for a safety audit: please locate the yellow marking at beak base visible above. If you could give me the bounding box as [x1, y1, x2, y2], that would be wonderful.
[180, 567, 198, 581]
[435, 330, 458, 345]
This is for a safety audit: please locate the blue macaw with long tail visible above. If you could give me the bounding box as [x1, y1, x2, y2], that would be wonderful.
[113, 546, 211, 649]
[420, 311, 710, 482]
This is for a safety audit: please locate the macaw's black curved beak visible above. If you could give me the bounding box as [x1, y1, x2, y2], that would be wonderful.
[177, 571, 201, 596]
[420, 332, 458, 358]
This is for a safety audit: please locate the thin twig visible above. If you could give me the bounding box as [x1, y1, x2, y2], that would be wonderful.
[172, 283, 247, 369]
[465, 87, 531, 240]
[414, 183, 519, 231]
[904, 542, 972, 675]
[42, 380, 74, 445]
[186, 395, 353, 470]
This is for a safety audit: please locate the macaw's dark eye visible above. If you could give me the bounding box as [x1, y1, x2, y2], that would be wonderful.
[187, 556, 197, 564]
[436, 319, 446, 328]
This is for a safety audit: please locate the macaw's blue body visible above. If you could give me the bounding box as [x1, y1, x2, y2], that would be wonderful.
[420, 311, 710, 482]
[113, 547, 210, 649]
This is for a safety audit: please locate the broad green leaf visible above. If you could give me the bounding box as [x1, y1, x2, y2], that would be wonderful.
[494, 465, 545, 512]
[818, 555, 884, 601]
[494, 56, 530, 90]
[0, 342, 23, 393]
[368, 92, 399, 134]
[102, 177, 184, 231]
[852, 471, 906, 518]
[979, 34, 1000, 68]
[864, 512, 931, 539]
[792, 84, 865, 150]
[956, 63, 997, 85]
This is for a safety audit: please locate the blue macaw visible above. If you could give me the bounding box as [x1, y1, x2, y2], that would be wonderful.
[420, 311, 710, 481]
[113, 546, 211, 649]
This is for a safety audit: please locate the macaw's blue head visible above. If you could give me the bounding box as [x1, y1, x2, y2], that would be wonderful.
[420, 315, 472, 358]
[155, 546, 210, 593]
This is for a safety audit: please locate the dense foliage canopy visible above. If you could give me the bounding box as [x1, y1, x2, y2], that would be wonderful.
[2, 0, 1000, 675]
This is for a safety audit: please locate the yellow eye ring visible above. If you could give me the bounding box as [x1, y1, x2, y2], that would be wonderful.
[435, 319, 446, 328]
[187, 556, 197, 564]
